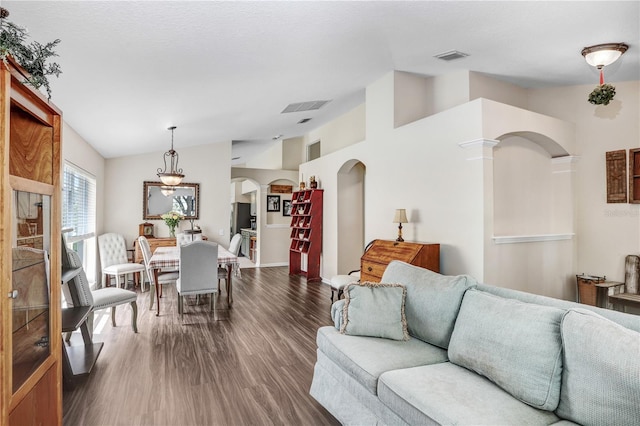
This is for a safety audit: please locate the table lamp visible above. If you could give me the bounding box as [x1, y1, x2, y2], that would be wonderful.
[393, 209, 408, 242]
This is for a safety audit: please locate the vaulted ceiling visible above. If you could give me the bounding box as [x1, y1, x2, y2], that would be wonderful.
[4, 1, 639, 164]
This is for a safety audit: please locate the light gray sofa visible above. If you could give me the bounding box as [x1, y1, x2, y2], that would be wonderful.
[310, 261, 640, 425]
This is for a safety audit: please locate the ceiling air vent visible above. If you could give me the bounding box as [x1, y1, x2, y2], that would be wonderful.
[298, 118, 312, 124]
[434, 50, 469, 61]
[281, 100, 330, 113]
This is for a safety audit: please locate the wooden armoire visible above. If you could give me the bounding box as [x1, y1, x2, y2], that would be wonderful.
[0, 57, 63, 424]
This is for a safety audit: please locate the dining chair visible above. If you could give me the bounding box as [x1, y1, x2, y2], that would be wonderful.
[217, 233, 242, 291]
[176, 232, 203, 246]
[176, 240, 219, 319]
[64, 249, 138, 339]
[138, 236, 179, 309]
[98, 233, 145, 289]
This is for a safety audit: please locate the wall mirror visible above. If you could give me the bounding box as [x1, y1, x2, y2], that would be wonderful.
[143, 181, 200, 220]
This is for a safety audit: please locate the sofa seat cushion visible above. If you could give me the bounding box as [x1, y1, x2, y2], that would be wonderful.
[381, 261, 476, 348]
[448, 289, 564, 411]
[317, 326, 448, 396]
[556, 309, 640, 425]
[378, 363, 561, 425]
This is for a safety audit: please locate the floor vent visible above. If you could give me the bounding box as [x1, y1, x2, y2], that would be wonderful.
[434, 50, 469, 61]
[282, 100, 330, 113]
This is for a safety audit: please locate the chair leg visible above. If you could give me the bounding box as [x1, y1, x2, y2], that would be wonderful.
[149, 284, 155, 309]
[111, 306, 117, 327]
[179, 295, 184, 320]
[130, 301, 138, 333]
[211, 292, 216, 315]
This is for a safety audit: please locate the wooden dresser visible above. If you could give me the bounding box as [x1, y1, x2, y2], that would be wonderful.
[360, 240, 440, 282]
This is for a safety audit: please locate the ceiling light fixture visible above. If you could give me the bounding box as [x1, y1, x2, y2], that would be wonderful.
[581, 43, 628, 69]
[157, 126, 184, 186]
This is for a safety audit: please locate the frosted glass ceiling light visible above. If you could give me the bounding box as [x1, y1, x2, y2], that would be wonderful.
[581, 43, 628, 69]
[157, 126, 185, 186]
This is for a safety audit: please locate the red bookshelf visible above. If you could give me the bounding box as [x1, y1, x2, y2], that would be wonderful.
[289, 189, 323, 281]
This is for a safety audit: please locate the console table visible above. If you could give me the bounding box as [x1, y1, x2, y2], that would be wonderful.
[360, 240, 440, 283]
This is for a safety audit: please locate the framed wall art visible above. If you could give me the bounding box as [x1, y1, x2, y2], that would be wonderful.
[267, 195, 281, 212]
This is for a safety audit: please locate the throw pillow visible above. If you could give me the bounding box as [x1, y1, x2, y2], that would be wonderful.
[555, 309, 640, 425]
[340, 282, 409, 341]
[448, 289, 564, 411]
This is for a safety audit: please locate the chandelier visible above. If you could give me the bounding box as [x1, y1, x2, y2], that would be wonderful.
[157, 126, 184, 186]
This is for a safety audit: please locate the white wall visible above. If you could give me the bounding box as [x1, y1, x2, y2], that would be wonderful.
[246, 139, 283, 170]
[298, 71, 616, 303]
[527, 81, 640, 282]
[104, 142, 232, 249]
[306, 103, 366, 157]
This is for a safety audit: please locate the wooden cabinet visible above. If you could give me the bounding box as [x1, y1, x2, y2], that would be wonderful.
[134, 237, 177, 263]
[240, 229, 256, 258]
[360, 240, 440, 283]
[1, 57, 63, 425]
[289, 189, 323, 282]
[630, 148, 640, 204]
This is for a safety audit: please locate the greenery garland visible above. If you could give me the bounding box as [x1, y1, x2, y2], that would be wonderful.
[0, 7, 61, 99]
[588, 83, 616, 106]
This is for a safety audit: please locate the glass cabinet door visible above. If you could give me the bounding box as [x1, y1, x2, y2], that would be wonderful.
[11, 191, 51, 392]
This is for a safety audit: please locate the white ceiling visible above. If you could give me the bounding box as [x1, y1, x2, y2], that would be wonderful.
[4, 1, 639, 164]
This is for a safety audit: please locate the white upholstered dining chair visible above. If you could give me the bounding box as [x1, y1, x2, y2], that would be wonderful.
[176, 240, 219, 319]
[138, 236, 179, 310]
[176, 232, 203, 246]
[98, 233, 145, 289]
[217, 233, 242, 289]
[64, 249, 138, 338]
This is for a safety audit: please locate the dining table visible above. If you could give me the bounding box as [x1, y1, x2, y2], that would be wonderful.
[148, 245, 239, 316]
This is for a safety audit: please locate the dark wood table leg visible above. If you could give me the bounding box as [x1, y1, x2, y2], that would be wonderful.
[227, 264, 233, 306]
[153, 268, 161, 316]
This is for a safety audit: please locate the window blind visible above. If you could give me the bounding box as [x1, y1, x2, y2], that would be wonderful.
[62, 162, 96, 243]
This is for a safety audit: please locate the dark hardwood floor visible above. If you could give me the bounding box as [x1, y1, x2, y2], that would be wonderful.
[63, 267, 340, 426]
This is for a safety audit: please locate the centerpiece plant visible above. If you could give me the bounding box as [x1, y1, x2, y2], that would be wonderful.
[0, 6, 61, 99]
[162, 211, 183, 238]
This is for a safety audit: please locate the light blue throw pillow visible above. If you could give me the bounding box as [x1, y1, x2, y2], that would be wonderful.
[556, 309, 640, 425]
[448, 289, 564, 411]
[340, 282, 409, 341]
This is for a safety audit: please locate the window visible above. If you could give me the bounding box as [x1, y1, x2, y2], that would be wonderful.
[62, 162, 97, 285]
[307, 140, 321, 161]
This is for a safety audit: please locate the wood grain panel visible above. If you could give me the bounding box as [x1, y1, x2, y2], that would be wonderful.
[360, 240, 440, 283]
[9, 106, 53, 184]
[9, 364, 59, 425]
[62, 267, 339, 425]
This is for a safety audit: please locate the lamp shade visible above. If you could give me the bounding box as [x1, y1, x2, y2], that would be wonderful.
[581, 43, 628, 68]
[393, 209, 408, 224]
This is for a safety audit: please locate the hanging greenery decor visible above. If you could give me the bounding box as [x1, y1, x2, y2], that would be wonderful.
[0, 7, 61, 99]
[588, 83, 616, 106]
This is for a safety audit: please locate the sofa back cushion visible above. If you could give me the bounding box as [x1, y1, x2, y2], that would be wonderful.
[556, 309, 640, 425]
[448, 289, 564, 411]
[381, 261, 475, 348]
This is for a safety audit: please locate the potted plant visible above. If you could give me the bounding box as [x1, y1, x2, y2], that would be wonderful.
[588, 83, 616, 106]
[0, 7, 61, 99]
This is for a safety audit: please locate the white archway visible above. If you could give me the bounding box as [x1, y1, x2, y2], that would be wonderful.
[337, 159, 366, 273]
